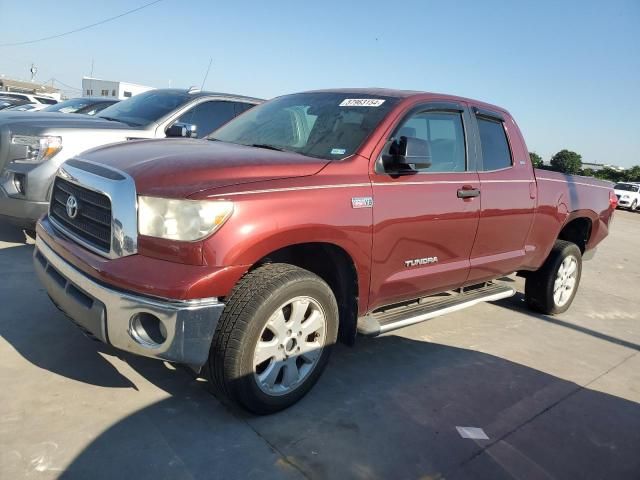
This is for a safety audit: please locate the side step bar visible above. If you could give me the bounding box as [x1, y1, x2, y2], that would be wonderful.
[357, 283, 515, 337]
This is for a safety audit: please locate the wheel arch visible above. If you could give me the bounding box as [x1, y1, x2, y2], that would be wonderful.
[250, 242, 361, 345]
[558, 212, 595, 253]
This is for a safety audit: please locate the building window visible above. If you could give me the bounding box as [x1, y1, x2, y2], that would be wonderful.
[86, 89, 92, 95]
[112, 90, 116, 96]
[101, 89, 109, 96]
[124, 91, 132, 98]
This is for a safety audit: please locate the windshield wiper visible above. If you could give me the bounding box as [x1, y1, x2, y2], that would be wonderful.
[250, 143, 285, 152]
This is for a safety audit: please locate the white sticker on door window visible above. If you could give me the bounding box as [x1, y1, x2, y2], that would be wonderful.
[331, 148, 346, 155]
[339, 99, 385, 107]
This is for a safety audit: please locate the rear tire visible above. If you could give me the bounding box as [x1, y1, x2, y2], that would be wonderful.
[206, 263, 338, 414]
[525, 240, 582, 315]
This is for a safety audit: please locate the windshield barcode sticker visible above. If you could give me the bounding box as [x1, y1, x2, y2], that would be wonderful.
[339, 99, 385, 107]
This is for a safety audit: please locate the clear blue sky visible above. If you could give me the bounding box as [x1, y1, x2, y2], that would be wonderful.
[1, 0, 638, 166]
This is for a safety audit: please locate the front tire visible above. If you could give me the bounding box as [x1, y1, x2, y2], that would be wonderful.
[631, 200, 638, 211]
[206, 263, 338, 414]
[525, 240, 582, 315]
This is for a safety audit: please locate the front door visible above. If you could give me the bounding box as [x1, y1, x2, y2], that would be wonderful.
[369, 102, 480, 311]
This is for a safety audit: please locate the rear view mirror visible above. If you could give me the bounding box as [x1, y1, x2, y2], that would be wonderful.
[381, 136, 432, 172]
[166, 122, 197, 138]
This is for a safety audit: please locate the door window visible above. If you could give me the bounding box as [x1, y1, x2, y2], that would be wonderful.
[234, 102, 254, 115]
[394, 111, 466, 172]
[175, 101, 236, 137]
[477, 117, 512, 171]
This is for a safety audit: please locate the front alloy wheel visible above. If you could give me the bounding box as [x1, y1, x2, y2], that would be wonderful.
[254, 297, 326, 396]
[206, 263, 338, 414]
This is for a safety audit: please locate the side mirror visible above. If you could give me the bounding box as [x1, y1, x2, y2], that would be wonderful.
[166, 122, 197, 138]
[381, 136, 432, 172]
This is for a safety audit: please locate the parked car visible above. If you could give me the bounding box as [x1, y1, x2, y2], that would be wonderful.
[3, 103, 48, 112]
[0, 88, 262, 228]
[0, 96, 30, 110]
[0, 92, 58, 105]
[33, 89, 615, 414]
[42, 97, 120, 116]
[613, 182, 640, 211]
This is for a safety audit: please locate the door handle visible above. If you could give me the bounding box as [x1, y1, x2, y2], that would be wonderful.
[457, 187, 480, 198]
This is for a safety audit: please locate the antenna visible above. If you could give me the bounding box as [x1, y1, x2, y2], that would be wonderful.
[200, 57, 213, 90]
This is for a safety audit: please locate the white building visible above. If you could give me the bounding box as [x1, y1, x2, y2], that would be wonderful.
[81, 77, 153, 100]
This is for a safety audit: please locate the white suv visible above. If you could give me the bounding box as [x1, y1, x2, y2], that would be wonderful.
[0, 92, 57, 105]
[614, 182, 640, 211]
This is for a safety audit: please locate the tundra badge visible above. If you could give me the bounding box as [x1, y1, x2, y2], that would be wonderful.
[405, 257, 439, 267]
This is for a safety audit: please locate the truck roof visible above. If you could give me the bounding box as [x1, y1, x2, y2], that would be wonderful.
[303, 88, 509, 114]
[157, 88, 264, 103]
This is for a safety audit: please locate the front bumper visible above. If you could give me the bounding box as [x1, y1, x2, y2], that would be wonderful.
[0, 186, 48, 226]
[34, 235, 225, 368]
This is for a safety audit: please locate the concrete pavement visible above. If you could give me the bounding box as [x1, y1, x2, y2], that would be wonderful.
[1, 211, 638, 479]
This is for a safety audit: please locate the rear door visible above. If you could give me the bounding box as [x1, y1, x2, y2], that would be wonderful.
[466, 106, 536, 283]
[369, 102, 481, 310]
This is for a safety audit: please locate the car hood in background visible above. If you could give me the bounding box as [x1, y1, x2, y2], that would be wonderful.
[0, 111, 143, 130]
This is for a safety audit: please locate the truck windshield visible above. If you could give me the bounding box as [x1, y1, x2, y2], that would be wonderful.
[43, 98, 95, 113]
[614, 183, 638, 192]
[209, 92, 399, 160]
[97, 90, 191, 127]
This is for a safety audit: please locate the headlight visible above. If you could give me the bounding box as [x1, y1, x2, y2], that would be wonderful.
[11, 135, 63, 163]
[138, 196, 233, 241]
[621, 194, 629, 199]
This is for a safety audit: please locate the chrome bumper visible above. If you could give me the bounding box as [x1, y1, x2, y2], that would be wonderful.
[34, 236, 225, 368]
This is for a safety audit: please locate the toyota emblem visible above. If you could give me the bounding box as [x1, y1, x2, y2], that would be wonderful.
[66, 195, 78, 219]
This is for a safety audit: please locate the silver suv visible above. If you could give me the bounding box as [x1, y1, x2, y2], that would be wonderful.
[0, 88, 262, 228]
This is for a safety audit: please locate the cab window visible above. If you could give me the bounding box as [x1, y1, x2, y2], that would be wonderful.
[477, 117, 512, 171]
[394, 111, 466, 172]
[176, 101, 236, 137]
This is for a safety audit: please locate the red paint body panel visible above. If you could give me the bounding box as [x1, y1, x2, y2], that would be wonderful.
[41, 89, 615, 315]
[36, 216, 248, 300]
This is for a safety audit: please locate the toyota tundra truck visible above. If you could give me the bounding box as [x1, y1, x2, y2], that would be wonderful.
[33, 89, 616, 413]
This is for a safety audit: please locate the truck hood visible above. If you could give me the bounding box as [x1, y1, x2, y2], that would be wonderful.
[0, 111, 144, 131]
[78, 138, 329, 197]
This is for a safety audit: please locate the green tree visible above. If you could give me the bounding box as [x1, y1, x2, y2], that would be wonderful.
[550, 150, 582, 174]
[594, 167, 624, 183]
[529, 152, 544, 168]
[623, 165, 640, 182]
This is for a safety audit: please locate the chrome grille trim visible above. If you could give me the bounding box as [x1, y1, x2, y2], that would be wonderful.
[49, 159, 137, 259]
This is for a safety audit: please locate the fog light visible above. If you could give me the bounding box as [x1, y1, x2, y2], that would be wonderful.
[130, 313, 167, 346]
[13, 173, 26, 195]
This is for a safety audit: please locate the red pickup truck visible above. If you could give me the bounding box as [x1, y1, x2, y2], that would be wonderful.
[34, 89, 615, 413]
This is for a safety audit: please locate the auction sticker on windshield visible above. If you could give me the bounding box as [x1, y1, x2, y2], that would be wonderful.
[339, 99, 386, 107]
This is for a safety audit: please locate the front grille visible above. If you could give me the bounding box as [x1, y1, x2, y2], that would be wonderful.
[50, 177, 112, 252]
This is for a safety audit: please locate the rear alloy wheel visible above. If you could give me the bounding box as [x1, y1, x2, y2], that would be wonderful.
[553, 256, 579, 308]
[206, 263, 338, 414]
[525, 240, 582, 315]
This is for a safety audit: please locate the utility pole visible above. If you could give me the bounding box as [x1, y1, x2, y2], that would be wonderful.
[30, 64, 37, 82]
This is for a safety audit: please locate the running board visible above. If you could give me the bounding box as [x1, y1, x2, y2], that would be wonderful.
[357, 283, 515, 337]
